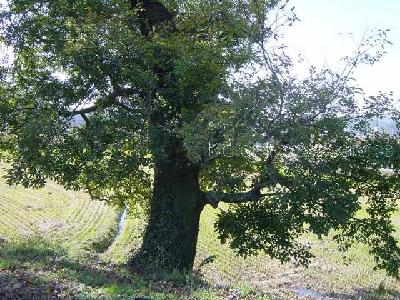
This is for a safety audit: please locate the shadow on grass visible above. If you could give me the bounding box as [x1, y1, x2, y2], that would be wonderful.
[0, 238, 212, 299]
[4, 239, 396, 300]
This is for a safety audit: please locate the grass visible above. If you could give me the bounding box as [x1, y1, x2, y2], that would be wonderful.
[0, 163, 399, 299]
[0, 167, 120, 256]
[195, 204, 400, 299]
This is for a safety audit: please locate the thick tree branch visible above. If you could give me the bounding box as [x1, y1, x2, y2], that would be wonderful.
[67, 87, 139, 117]
[203, 189, 260, 208]
[130, 0, 174, 37]
[202, 180, 272, 208]
[80, 113, 90, 126]
[202, 151, 279, 208]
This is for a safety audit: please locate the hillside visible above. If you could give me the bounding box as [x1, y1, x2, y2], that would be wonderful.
[0, 167, 120, 254]
[0, 164, 399, 299]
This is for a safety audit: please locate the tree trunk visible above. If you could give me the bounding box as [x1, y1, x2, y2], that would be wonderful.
[136, 133, 205, 271]
[128, 0, 203, 270]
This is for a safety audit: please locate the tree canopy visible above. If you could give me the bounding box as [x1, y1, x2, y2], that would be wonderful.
[0, 0, 399, 274]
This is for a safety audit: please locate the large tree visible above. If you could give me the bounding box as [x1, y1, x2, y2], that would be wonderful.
[0, 0, 399, 274]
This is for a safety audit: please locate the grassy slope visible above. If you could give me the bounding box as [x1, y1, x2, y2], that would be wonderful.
[0, 163, 399, 299]
[0, 167, 120, 255]
[107, 208, 400, 300]
[197, 206, 400, 299]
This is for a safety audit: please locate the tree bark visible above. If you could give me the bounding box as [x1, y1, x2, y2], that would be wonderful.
[136, 130, 205, 271]
[128, 1, 204, 271]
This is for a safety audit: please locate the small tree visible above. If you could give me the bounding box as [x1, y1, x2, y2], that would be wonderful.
[0, 0, 399, 274]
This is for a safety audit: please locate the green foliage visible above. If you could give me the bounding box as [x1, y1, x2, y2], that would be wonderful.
[0, 0, 399, 276]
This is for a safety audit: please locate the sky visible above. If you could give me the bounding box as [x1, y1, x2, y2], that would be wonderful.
[284, 0, 400, 100]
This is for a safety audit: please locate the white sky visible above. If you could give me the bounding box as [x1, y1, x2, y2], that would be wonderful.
[284, 0, 400, 100]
